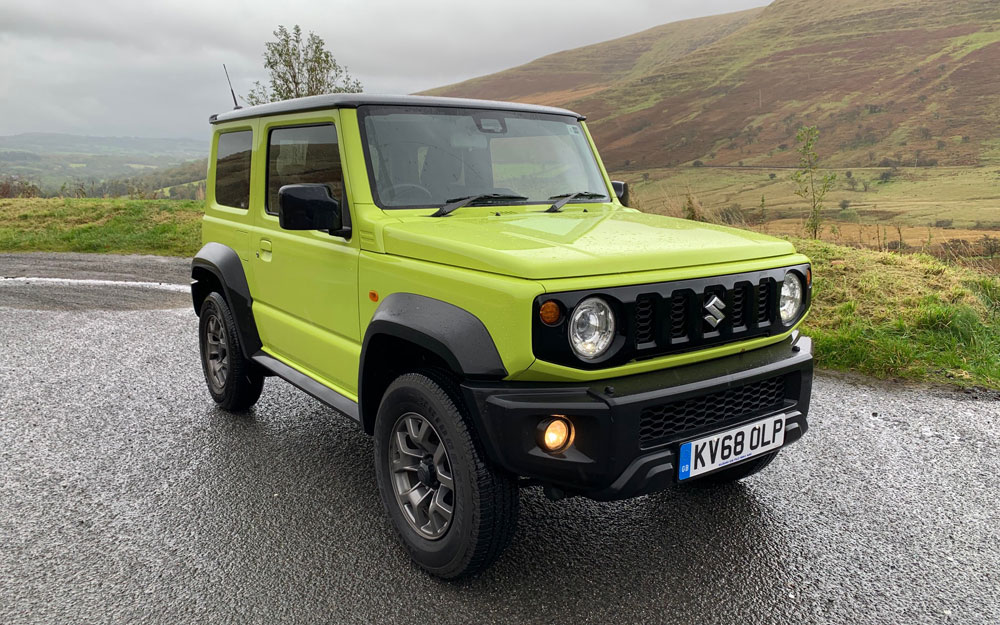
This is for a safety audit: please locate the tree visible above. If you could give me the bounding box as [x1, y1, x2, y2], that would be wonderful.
[790, 126, 836, 239]
[244, 25, 362, 106]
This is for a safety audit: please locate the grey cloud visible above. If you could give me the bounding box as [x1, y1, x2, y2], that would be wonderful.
[1, 0, 768, 138]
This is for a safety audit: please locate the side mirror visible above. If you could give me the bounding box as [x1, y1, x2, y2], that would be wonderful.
[278, 184, 342, 231]
[611, 180, 630, 207]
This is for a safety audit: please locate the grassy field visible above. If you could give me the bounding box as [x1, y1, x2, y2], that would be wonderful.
[630, 165, 1000, 229]
[0, 197, 203, 257]
[1, 196, 997, 388]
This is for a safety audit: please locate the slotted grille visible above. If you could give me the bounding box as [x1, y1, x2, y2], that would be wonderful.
[630, 277, 778, 359]
[635, 296, 655, 345]
[757, 280, 771, 323]
[670, 293, 687, 339]
[731, 283, 748, 328]
[638, 376, 787, 449]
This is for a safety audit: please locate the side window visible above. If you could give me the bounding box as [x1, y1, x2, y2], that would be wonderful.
[214, 130, 252, 209]
[266, 124, 342, 214]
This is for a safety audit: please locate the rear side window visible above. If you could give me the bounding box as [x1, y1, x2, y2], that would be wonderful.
[214, 131, 253, 209]
[266, 124, 341, 214]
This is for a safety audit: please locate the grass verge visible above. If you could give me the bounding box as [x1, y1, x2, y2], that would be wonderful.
[0, 197, 203, 257]
[1, 198, 997, 388]
[794, 238, 1000, 388]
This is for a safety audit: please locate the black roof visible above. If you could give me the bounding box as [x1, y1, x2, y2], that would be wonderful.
[210, 94, 585, 124]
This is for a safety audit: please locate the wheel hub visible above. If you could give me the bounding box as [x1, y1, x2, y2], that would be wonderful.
[416, 456, 438, 488]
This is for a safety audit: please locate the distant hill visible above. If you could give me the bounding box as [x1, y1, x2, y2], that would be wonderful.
[427, 0, 1000, 170]
[0, 132, 206, 193]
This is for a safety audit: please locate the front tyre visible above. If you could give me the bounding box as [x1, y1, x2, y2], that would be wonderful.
[198, 292, 264, 412]
[374, 372, 519, 579]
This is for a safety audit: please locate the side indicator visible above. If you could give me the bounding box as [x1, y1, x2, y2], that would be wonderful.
[369, 290, 379, 302]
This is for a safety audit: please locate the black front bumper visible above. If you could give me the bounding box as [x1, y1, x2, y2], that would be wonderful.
[461, 334, 813, 500]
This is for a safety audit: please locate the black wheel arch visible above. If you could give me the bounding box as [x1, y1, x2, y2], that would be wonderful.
[359, 293, 507, 434]
[191, 242, 262, 358]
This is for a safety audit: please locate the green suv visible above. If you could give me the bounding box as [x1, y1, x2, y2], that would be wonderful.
[192, 94, 813, 579]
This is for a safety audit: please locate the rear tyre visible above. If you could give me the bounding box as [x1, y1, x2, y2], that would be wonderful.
[198, 292, 264, 412]
[688, 452, 778, 488]
[374, 371, 519, 580]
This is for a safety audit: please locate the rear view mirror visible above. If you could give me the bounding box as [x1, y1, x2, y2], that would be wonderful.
[612, 180, 630, 207]
[278, 184, 342, 231]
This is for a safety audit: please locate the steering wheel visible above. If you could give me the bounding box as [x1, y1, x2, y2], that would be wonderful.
[386, 183, 433, 201]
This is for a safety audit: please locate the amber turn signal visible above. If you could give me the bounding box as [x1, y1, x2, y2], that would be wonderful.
[539, 300, 562, 326]
[538, 416, 574, 453]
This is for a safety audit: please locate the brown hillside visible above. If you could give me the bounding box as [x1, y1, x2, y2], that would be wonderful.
[428, 0, 1000, 170]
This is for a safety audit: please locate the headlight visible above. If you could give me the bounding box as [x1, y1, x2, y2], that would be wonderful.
[569, 297, 616, 360]
[779, 272, 804, 324]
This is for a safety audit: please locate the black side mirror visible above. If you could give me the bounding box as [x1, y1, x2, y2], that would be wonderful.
[611, 180, 630, 207]
[278, 184, 342, 231]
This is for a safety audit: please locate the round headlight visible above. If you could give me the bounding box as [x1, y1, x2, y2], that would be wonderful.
[779, 272, 804, 324]
[569, 297, 616, 360]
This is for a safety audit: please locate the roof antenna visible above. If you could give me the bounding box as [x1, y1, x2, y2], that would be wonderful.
[223, 64, 242, 110]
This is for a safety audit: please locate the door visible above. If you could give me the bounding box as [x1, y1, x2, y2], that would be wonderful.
[249, 116, 361, 398]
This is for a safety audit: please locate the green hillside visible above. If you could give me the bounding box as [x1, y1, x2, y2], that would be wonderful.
[428, 0, 1000, 171]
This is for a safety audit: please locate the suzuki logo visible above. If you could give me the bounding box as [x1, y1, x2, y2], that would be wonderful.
[703, 295, 726, 328]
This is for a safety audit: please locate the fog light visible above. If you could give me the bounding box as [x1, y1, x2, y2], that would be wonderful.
[538, 417, 573, 453]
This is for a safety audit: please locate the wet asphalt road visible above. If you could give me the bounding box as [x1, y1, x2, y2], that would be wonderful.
[1, 253, 999, 624]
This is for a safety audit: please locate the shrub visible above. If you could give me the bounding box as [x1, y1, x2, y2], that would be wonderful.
[692, 160, 704, 167]
[769, 173, 776, 180]
[716, 203, 745, 225]
[839, 199, 851, 210]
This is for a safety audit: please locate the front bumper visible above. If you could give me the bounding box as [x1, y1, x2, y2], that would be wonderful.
[461, 333, 813, 500]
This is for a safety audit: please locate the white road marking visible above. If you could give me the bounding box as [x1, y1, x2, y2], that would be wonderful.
[0, 277, 189, 293]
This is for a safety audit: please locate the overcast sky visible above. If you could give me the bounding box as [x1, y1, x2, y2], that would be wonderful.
[0, 0, 768, 139]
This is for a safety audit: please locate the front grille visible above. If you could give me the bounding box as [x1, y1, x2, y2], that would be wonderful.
[757, 279, 771, 322]
[631, 277, 777, 360]
[635, 296, 655, 345]
[638, 376, 787, 449]
[670, 293, 687, 339]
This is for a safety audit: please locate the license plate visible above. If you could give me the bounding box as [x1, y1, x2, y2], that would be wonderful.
[677, 415, 786, 481]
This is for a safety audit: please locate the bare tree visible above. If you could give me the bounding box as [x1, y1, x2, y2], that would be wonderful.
[791, 126, 836, 239]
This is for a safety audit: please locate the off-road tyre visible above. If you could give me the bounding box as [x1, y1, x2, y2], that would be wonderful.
[374, 371, 519, 579]
[198, 292, 264, 412]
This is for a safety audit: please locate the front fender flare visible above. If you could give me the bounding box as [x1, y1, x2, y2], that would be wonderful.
[359, 293, 507, 430]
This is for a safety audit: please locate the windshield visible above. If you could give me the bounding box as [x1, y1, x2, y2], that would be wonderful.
[358, 105, 609, 209]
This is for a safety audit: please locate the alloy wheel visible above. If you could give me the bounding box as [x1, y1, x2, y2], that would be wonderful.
[388, 412, 455, 540]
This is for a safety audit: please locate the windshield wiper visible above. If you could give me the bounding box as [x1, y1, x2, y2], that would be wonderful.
[545, 191, 607, 213]
[430, 193, 529, 218]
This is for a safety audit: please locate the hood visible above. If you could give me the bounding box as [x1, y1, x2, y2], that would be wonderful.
[381, 206, 796, 280]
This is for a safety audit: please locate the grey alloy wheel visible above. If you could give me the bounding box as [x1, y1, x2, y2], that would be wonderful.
[388, 412, 456, 540]
[203, 312, 229, 393]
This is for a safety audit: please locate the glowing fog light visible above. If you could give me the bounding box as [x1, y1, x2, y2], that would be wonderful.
[539, 417, 573, 453]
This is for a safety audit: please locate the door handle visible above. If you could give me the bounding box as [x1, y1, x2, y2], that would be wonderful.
[258, 238, 273, 261]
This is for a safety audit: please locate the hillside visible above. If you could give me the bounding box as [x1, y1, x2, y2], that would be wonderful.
[0, 133, 205, 192]
[428, 0, 1000, 171]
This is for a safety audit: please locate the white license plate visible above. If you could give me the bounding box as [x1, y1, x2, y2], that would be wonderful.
[677, 415, 786, 481]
